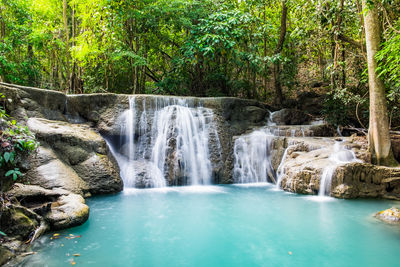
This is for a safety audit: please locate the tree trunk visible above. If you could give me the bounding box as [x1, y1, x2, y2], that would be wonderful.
[331, 0, 344, 89]
[70, 2, 76, 94]
[263, 4, 268, 100]
[63, 0, 70, 93]
[0, 6, 5, 42]
[274, 0, 287, 106]
[362, 0, 397, 166]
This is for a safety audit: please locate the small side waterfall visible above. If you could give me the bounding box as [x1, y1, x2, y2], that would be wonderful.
[110, 96, 221, 188]
[275, 145, 292, 188]
[233, 130, 276, 184]
[318, 142, 361, 197]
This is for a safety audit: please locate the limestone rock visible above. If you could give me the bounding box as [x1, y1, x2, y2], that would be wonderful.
[26, 146, 89, 195]
[375, 207, 400, 224]
[73, 153, 122, 194]
[128, 161, 164, 188]
[0, 83, 67, 121]
[26, 118, 122, 195]
[46, 193, 89, 230]
[7, 183, 89, 230]
[27, 118, 106, 154]
[331, 163, 400, 200]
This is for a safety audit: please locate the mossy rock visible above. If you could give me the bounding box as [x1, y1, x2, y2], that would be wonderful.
[0, 208, 38, 239]
[0, 245, 14, 266]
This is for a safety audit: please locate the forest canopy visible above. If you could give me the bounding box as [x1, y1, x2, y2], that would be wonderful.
[0, 0, 399, 127]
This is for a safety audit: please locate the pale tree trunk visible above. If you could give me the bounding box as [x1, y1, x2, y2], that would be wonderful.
[362, 0, 397, 166]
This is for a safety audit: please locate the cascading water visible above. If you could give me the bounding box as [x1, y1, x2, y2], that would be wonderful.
[110, 96, 221, 188]
[233, 130, 276, 184]
[275, 145, 294, 188]
[318, 141, 361, 197]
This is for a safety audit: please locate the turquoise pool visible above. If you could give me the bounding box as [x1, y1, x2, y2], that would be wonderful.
[20, 184, 400, 267]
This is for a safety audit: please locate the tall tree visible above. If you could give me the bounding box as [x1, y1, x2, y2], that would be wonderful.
[362, 0, 396, 166]
[63, 0, 70, 92]
[273, 0, 287, 106]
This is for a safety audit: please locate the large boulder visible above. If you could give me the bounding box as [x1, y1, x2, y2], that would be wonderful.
[276, 137, 368, 196]
[25, 146, 89, 195]
[46, 193, 89, 230]
[26, 118, 123, 195]
[73, 154, 122, 194]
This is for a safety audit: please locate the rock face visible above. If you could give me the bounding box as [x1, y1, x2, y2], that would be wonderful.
[26, 118, 122, 195]
[375, 207, 400, 224]
[2, 82, 400, 202]
[331, 163, 400, 200]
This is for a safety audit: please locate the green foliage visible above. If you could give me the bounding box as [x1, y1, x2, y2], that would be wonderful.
[377, 20, 400, 103]
[5, 168, 22, 181]
[322, 88, 368, 127]
[0, 0, 399, 128]
[0, 93, 39, 183]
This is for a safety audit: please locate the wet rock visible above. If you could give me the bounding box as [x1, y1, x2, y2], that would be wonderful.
[375, 207, 400, 224]
[46, 194, 89, 230]
[73, 153, 122, 194]
[128, 161, 164, 188]
[275, 137, 367, 196]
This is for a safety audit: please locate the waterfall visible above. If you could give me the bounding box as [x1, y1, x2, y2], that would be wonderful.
[275, 145, 292, 188]
[233, 130, 276, 183]
[318, 142, 361, 197]
[110, 96, 220, 188]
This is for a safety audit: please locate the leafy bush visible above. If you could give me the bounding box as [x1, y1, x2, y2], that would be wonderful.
[0, 93, 39, 189]
[322, 88, 368, 127]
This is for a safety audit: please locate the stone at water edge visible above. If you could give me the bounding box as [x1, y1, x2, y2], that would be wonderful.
[375, 207, 400, 224]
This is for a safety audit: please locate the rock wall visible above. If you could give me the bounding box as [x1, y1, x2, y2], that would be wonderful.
[0, 83, 277, 187]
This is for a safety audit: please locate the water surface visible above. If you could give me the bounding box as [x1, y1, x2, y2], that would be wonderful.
[22, 185, 400, 267]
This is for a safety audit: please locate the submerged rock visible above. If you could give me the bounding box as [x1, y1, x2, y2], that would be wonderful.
[375, 207, 400, 224]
